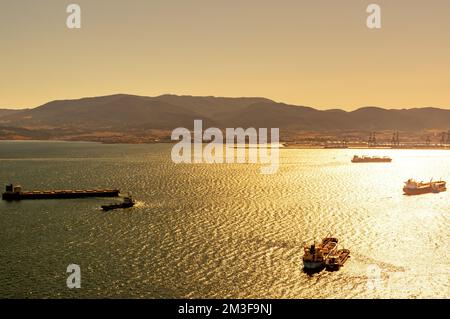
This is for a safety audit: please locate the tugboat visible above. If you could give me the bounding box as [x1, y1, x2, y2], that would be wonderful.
[101, 195, 135, 211]
[302, 237, 338, 270]
[351, 155, 392, 163]
[403, 179, 446, 195]
[325, 249, 351, 271]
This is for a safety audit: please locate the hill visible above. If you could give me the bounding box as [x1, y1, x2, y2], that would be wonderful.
[1, 94, 450, 142]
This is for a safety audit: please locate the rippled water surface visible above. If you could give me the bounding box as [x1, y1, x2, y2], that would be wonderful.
[0, 141, 449, 298]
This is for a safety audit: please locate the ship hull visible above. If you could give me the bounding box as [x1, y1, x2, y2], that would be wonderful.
[302, 260, 324, 270]
[102, 203, 134, 211]
[2, 189, 120, 201]
[351, 159, 392, 163]
[325, 264, 340, 271]
[403, 186, 446, 195]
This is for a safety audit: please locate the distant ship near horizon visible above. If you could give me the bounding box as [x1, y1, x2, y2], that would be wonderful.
[351, 155, 392, 163]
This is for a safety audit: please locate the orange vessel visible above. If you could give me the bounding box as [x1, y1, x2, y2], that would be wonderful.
[403, 179, 446, 195]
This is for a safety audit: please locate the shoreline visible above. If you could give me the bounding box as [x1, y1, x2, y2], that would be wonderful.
[2, 139, 450, 150]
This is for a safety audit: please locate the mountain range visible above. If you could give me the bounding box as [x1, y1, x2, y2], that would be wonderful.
[1, 94, 450, 142]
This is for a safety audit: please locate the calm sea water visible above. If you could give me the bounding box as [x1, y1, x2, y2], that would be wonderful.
[0, 141, 448, 298]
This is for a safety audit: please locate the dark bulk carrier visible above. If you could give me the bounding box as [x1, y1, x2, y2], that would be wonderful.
[2, 184, 120, 201]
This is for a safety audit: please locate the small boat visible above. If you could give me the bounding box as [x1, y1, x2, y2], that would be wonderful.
[351, 155, 392, 163]
[302, 237, 338, 270]
[101, 195, 135, 211]
[325, 248, 351, 271]
[403, 179, 446, 195]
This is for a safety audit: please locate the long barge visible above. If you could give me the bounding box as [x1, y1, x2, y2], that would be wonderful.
[2, 184, 120, 201]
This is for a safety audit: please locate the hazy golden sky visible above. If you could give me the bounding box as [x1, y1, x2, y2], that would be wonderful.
[1, 0, 449, 110]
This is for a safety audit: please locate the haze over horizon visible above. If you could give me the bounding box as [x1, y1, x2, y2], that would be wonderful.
[1, 0, 450, 110]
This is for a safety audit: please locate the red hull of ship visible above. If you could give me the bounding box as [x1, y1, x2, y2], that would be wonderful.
[403, 184, 446, 195]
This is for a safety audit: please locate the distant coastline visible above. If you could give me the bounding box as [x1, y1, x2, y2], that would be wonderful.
[2, 139, 450, 151]
[2, 94, 450, 147]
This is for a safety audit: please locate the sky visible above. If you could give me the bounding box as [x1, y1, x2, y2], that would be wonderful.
[1, 0, 449, 110]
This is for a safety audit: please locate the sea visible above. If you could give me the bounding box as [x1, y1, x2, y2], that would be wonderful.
[0, 140, 448, 298]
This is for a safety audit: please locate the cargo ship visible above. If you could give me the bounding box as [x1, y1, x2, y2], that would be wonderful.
[302, 237, 339, 270]
[351, 155, 392, 163]
[403, 179, 446, 195]
[2, 184, 120, 201]
[303, 236, 351, 271]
